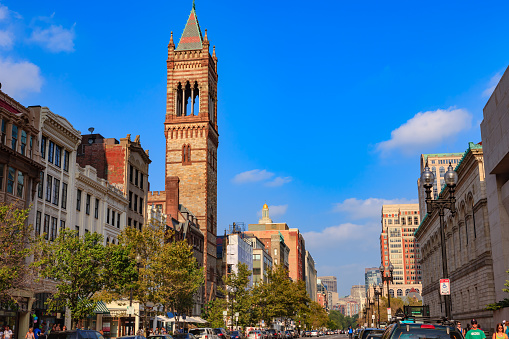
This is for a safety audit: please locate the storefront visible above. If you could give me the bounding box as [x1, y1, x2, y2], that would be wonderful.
[32, 293, 66, 330]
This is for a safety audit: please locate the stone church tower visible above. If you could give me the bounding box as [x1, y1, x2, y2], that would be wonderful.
[165, 4, 218, 301]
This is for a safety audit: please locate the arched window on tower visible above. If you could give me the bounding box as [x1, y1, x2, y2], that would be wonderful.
[184, 82, 192, 116]
[193, 82, 199, 115]
[176, 83, 183, 116]
[182, 144, 191, 164]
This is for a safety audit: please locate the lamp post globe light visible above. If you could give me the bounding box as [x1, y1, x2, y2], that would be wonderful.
[420, 161, 458, 319]
[374, 284, 382, 328]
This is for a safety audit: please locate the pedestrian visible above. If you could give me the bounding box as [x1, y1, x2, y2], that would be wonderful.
[348, 327, 353, 339]
[34, 325, 41, 339]
[56, 325, 61, 332]
[25, 328, 35, 339]
[494, 324, 508, 339]
[62, 326, 67, 331]
[4, 325, 13, 339]
[505, 321, 509, 338]
[457, 322, 463, 335]
[465, 320, 485, 339]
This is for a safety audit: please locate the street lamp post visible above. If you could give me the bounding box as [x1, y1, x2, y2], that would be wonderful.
[374, 285, 382, 328]
[129, 254, 141, 335]
[379, 263, 394, 309]
[420, 162, 458, 319]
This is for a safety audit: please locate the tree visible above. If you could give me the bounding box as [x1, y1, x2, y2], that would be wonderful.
[0, 204, 34, 303]
[303, 301, 328, 329]
[204, 263, 252, 330]
[32, 228, 136, 324]
[155, 239, 204, 330]
[376, 296, 422, 323]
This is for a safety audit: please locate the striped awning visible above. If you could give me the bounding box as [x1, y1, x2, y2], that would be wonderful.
[94, 301, 110, 314]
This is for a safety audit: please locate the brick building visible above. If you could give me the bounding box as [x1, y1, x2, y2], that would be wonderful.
[248, 204, 305, 282]
[77, 133, 150, 230]
[147, 3, 219, 302]
[380, 203, 422, 285]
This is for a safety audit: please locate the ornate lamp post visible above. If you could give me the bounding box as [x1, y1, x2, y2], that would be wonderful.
[420, 162, 458, 319]
[379, 262, 394, 310]
[374, 285, 382, 327]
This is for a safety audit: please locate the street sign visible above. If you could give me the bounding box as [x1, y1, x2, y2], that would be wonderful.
[440, 279, 450, 295]
[235, 312, 239, 317]
[223, 311, 227, 316]
[126, 306, 134, 315]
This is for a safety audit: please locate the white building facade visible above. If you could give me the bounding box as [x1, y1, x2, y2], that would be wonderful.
[226, 233, 254, 287]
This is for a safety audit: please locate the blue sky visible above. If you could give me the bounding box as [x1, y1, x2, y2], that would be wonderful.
[1, 0, 508, 296]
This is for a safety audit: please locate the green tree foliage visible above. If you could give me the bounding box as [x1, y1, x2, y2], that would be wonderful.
[32, 228, 136, 322]
[204, 263, 252, 329]
[0, 204, 33, 303]
[155, 239, 204, 327]
[486, 269, 509, 310]
[328, 311, 357, 330]
[303, 301, 328, 329]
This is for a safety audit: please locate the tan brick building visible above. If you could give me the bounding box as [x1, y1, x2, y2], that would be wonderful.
[148, 4, 219, 301]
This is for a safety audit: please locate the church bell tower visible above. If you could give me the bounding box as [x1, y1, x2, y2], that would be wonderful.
[164, 3, 218, 301]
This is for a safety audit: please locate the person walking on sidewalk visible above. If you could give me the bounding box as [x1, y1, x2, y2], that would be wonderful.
[348, 327, 353, 339]
[465, 320, 485, 339]
[493, 324, 508, 339]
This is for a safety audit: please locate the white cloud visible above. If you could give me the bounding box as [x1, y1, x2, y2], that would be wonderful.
[303, 222, 377, 251]
[265, 176, 292, 187]
[0, 30, 13, 48]
[257, 204, 288, 218]
[376, 107, 472, 155]
[0, 58, 43, 97]
[0, 4, 9, 21]
[482, 72, 502, 97]
[333, 197, 418, 220]
[30, 23, 76, 52]
[232, 169, 274, 184]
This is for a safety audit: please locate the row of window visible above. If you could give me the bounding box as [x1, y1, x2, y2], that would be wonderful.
[1, 119, 35, 158]
[35, 211, 64, 241]
[430, 159, 460, 165]
[128, 191, 144, 215]
[0, 164, 24, 198]
[129, 165, 144, 189]
[127, 218, 143, 231]
[76, 189, 122, 227]
[39, 173, 68, 208]
[41, 136, 70, 171]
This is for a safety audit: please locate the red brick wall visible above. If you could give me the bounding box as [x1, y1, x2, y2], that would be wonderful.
[104, 145, 126, 186]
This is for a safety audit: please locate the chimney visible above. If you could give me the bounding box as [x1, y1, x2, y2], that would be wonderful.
[165, 176, 180, 221]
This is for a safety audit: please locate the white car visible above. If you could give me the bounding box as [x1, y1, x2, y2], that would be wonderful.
[189, 328, 218, 339]
[310, 332, 318, 338]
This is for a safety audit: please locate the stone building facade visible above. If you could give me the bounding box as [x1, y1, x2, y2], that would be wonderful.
[415, 143, 495, 330]
[77, 133, 150, 231]
[148, 4, 218, 302]
[481, 65, 509, 323]
[0, 89, 45, 339]
[305, 251, 317, 302]
[30, 106, 81, 243]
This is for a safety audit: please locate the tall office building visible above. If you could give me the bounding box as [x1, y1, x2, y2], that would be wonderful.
[380, 204, 422, 285]
[318, 276, 338, 293]
[364, 267, 381, 292]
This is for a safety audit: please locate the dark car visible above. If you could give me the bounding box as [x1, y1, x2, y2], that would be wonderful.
[214, 329, 231, 339]
[173, 334, 197, 339]
[229, 332, 244, 339]
[48, 330, 106, 339]
[381, 322, 463, 339]
[358, 328, 384, 339]
[150, 335, 174, 339]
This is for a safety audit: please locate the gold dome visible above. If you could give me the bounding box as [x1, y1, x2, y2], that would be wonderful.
[263, 203, 269, 209]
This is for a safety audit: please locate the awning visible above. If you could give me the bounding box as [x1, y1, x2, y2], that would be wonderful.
[94, 301, 110, 314]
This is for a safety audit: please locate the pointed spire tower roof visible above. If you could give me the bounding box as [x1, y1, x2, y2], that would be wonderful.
[176, 1, 204, 51]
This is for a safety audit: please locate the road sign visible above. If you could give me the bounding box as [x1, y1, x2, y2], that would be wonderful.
[223, 311, 227, 316]
[440, 279, 450, 295]
[126, 306, 134, 315]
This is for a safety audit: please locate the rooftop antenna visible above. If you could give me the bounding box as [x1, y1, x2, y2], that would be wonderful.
[88, 127, 95, 134]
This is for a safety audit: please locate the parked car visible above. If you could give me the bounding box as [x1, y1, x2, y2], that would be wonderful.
[229, 331, 244, 339]
[310, 331, 318, 338]
[213, 329, 231, 339]
[382, 320, 463, 339]
[48, 330, 106, 339]
[189, 329, 217, 339]
[248, 331, 263, 339]
[149, 335, 174, 339]
[267, 330, 278, 339]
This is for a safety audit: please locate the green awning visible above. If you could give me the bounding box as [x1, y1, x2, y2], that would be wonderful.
[94, 301, 110, 314]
